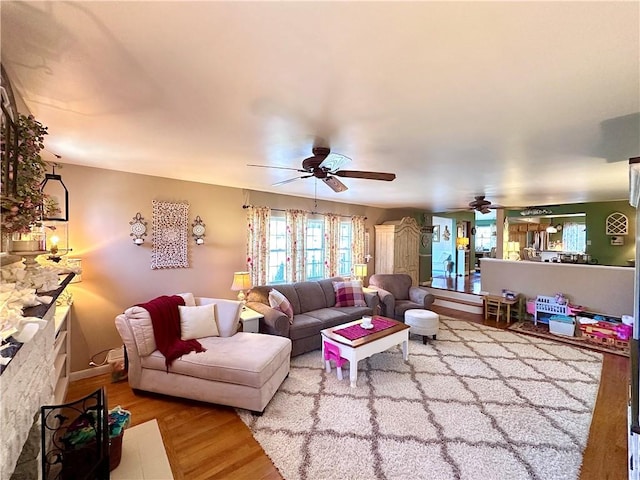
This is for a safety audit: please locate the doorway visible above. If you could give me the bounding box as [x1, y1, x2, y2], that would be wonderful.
[432, 216, 455, 276]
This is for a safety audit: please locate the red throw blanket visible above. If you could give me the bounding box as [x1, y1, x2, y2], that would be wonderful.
[138, 295, 205, 369]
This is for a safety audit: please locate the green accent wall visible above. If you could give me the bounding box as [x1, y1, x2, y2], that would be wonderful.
[506, 201, 635, 266]
[410, 212, 433, 285]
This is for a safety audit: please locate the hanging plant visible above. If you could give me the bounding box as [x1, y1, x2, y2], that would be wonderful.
[1, 114, 59, 234]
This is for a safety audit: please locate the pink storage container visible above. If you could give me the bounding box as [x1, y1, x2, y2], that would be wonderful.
[526, 300, 535, 315]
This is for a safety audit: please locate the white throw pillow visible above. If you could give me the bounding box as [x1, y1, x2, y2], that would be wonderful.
[179, 304, 219, 340]
[176, 292, 196, 307]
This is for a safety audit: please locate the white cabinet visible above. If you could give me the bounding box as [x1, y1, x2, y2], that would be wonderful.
[374, 217, 420, 285]
[52, 304, 71, 403]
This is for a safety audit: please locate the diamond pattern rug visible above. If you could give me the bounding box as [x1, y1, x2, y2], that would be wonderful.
[238, 318, 603, 480]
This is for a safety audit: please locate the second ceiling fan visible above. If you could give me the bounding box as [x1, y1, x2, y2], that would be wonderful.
[467, 195, 504, 214]
[248, 147, 396, 192]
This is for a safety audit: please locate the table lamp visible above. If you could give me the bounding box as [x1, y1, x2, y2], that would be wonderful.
[456, 237, 469, 250]
[353, 263, 367, 282]
[231, 271, 252, 305]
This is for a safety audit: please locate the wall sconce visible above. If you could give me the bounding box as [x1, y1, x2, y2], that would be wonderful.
[129, 212, 147, 245]
[192, 215, 206, 245]
[40, 164, 69, 221]
[353, 263, 367, 282]
[231, 271, 252, 305]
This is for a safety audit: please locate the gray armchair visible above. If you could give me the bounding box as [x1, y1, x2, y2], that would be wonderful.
[368, 273, 436, 321]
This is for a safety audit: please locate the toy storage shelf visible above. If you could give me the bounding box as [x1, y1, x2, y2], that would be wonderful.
[534, 296, 570, 325]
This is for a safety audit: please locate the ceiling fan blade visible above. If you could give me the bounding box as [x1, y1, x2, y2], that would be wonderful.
[318, 153, 351, 172]
[333, 170, 396, 181]
[247, 164, 306, 173]
[322, 176, 348, 192]
[272, 174, 312, 186]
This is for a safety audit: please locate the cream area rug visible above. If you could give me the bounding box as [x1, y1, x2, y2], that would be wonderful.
[238, 318, 603, 480]
[111, 419, 173, 480]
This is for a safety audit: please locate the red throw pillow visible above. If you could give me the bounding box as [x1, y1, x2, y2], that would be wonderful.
[333, 281, 367, 307]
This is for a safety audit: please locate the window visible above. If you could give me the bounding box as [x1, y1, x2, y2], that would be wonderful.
[305, 219, 324, 280]
[267, 215, 354, 283]
[562, 222, 586, 253]
[475, 225, 496, 251]
[337, 221, 353, 277]
[268, 216, 287, 284]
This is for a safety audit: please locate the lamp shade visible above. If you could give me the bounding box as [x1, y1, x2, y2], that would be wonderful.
[456, 237, 469, 249]
[546, 226, 558, 234]
[353, 263, 367, 279]
[231, 271, 252, 291]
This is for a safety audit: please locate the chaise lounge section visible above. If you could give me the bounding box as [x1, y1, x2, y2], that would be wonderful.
[115, 295, 291, 413]
[246, 277, 379, 356]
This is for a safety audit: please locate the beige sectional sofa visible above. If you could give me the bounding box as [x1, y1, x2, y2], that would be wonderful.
[246, 277, 379, 356]
[115, 296, 291, 413]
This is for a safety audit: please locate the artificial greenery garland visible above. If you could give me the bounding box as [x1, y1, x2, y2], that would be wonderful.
[1, 114, 58, 234]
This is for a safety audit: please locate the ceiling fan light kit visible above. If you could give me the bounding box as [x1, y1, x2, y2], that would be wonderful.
[322, 176, 348, 192]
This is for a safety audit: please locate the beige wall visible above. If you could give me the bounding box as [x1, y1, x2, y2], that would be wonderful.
[480, 258, 634, 317]
[60, 164, 407, 372]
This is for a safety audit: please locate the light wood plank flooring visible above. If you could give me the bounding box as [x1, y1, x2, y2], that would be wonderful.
[67, 306, 628, 480]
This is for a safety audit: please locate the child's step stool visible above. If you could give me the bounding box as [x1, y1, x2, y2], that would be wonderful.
[324, 341, 346, 380]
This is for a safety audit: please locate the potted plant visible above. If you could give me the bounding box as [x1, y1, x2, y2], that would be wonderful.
[1, 113, 58, 252]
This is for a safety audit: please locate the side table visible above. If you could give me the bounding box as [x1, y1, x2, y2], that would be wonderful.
[483, 294, 522, 324]
[240, 307, 263, 333]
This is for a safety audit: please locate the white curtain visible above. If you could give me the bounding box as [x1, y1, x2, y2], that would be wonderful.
[246, 206, 270, 286]
[285, 209, 307, 282]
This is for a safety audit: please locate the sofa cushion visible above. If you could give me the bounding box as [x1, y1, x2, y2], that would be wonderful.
[179, 304, 219, 340]
[333, 280, 366, 307]
[140, 332, 291, 388]
[294, 281, 331, 313]
[288, 313, 327, 340]
[268, 289, 294, 322]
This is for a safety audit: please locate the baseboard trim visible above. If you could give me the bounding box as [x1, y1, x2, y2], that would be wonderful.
[435, 298, 483, 314]
[70, 364, 111, 381]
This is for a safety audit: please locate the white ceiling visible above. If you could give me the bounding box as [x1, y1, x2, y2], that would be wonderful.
[2, 1, 639, 211]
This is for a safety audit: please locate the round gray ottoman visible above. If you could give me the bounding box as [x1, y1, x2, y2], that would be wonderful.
[404, 309, 439, 344]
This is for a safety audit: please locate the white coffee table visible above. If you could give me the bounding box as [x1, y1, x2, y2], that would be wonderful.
[321, 317, 410, 387]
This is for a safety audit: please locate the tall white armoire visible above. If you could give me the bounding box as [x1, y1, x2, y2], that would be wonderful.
[374, 217, 420, 285]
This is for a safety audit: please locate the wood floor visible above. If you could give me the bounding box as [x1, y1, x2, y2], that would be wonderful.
[430, 272, 483, 295]
[67, 305, 629, 480]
